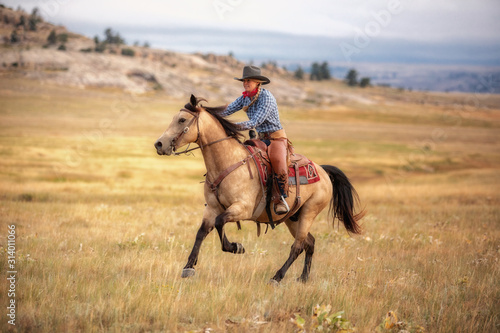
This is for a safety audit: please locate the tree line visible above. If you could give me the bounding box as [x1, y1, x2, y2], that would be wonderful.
[293, 62, 331, 81]
[345, 69, 371, 88]
[293, 63, 371, 87]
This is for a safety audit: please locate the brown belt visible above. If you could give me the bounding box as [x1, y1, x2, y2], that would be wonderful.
[259, 129, 287, 140]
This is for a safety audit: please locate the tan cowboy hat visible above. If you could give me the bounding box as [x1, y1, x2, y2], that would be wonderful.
[234, 65, 271, 85]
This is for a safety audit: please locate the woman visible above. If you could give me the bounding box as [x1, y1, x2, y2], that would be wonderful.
[221, 65, 291, 214]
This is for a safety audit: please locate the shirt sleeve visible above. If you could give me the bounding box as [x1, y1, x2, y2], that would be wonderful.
[221, 96, 244, 117]
[236, 91, 276, 130]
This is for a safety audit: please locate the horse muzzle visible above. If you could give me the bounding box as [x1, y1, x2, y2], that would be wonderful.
[154, 139, 174, 156]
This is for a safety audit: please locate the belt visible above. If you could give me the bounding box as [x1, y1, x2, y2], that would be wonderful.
[258, 129, 287, 140]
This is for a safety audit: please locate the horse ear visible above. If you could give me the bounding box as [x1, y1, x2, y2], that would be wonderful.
[190, 94, 197, 107]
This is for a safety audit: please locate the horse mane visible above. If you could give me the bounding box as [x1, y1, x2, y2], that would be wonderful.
[185, 95, 244, 142]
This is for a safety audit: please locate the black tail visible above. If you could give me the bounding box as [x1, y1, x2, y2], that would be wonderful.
[321, 165, 364, 235]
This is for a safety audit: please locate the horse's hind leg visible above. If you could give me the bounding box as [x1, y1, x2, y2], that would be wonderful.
[270, 238, 305, 283]
[299, 233, 315, 282]
[271, 211, 317, 283]
[215, 211, 245, 254]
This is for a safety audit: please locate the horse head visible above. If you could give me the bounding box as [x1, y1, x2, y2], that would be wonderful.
[154, 95, 204, 156]
[155, 95, 244, 156]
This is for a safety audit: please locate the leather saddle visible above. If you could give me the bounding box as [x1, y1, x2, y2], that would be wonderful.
[243, 139, 321, 231]
[244, 138, 311, 182]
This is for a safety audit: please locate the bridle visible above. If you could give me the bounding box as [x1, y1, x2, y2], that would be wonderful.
[170, 108, 232, 156]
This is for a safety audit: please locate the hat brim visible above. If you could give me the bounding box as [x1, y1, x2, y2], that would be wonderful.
[234, 75, 270, 85]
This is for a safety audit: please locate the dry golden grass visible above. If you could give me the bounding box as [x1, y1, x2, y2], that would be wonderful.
[0, 77, 499, 332]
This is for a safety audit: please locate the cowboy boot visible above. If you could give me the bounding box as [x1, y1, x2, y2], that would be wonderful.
[275, 196, 290, 215]
[274, 176, 290, 215]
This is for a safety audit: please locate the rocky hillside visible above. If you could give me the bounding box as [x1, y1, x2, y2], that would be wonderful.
[0, 6, 307, 101]
[1, 5, 499, 109]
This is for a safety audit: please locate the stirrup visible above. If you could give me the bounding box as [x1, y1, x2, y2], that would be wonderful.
[274, 196, 290, 215]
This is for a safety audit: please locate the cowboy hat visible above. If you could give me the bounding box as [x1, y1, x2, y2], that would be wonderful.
[234, 65, 270, 85]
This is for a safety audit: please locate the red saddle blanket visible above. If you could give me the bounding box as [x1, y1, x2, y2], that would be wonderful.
[288, 161, 321, 185]
[245, 144, 320, 187]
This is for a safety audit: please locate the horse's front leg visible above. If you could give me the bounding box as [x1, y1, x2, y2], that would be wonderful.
[214, 203, 247, 254]
[181, 210, 216, 278]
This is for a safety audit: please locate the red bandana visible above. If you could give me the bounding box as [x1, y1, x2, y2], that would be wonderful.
[242, 87, 258, 98]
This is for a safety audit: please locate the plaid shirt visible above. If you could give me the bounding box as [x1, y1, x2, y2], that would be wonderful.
[222, 88, 283, 133]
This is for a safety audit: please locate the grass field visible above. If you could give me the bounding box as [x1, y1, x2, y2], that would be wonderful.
[0, 76, 499, 332]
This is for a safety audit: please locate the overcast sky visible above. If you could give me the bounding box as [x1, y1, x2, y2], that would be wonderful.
[4, 0, 500, 65]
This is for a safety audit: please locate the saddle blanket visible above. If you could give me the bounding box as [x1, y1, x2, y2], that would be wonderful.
[245, 145, 320, 187]
[289, 161, 321, 185]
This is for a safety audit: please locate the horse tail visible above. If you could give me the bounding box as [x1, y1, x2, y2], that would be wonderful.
[321, 165, 364, 235]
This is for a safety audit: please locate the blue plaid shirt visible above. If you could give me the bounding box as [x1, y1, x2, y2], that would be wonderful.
[222, 88, 283, 133]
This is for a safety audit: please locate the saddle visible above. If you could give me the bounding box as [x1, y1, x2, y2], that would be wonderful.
[243, 139, 321, 230]
[244, 139, 320, 187]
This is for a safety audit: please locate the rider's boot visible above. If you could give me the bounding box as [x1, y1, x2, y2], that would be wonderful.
[274, 176, 290, 215]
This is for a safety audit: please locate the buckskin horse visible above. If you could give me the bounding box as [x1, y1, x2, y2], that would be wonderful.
[154, 95, 364, 283]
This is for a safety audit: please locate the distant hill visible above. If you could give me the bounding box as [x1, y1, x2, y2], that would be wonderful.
[0, 5, 301, 101]
[326, 63, 500, 94]
[1, 5, 499, 109]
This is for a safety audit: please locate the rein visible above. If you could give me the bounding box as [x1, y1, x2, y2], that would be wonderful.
[172, 108, 233, 156]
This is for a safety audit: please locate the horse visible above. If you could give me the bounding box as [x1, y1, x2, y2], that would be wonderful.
[154, 95, 364, 283]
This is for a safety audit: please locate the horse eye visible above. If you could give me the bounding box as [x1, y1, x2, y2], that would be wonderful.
[179, 118, 186, 124]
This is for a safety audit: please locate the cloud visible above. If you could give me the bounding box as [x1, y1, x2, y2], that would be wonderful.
[4, 0, 499, 65]
[7, 0, 499, 43]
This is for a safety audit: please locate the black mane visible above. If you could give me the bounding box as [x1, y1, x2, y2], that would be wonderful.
[185, 95, 244, 142]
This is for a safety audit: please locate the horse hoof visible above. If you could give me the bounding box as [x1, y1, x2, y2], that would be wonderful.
[181, 268, 195, 278]
[268, 279, 279, 286]
[235, 243, 245, 254]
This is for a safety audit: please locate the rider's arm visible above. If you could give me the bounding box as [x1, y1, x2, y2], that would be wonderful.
[221, 96, 245, 117]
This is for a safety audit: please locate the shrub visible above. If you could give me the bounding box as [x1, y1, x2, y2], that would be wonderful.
[94, 43, 106, 53]
[28, 7, 41, 31]
[17, 15, 25, 28]
[121, 48, 135, 57]
[359, 77, 371, 88]
[57, 33, 68, 43]
[47, 30, 57, 45]
[10, 30, 20, 43]
[105, 28, 124, 44]
[345, 69, 358, 86]
[294, 66, 305, 80]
